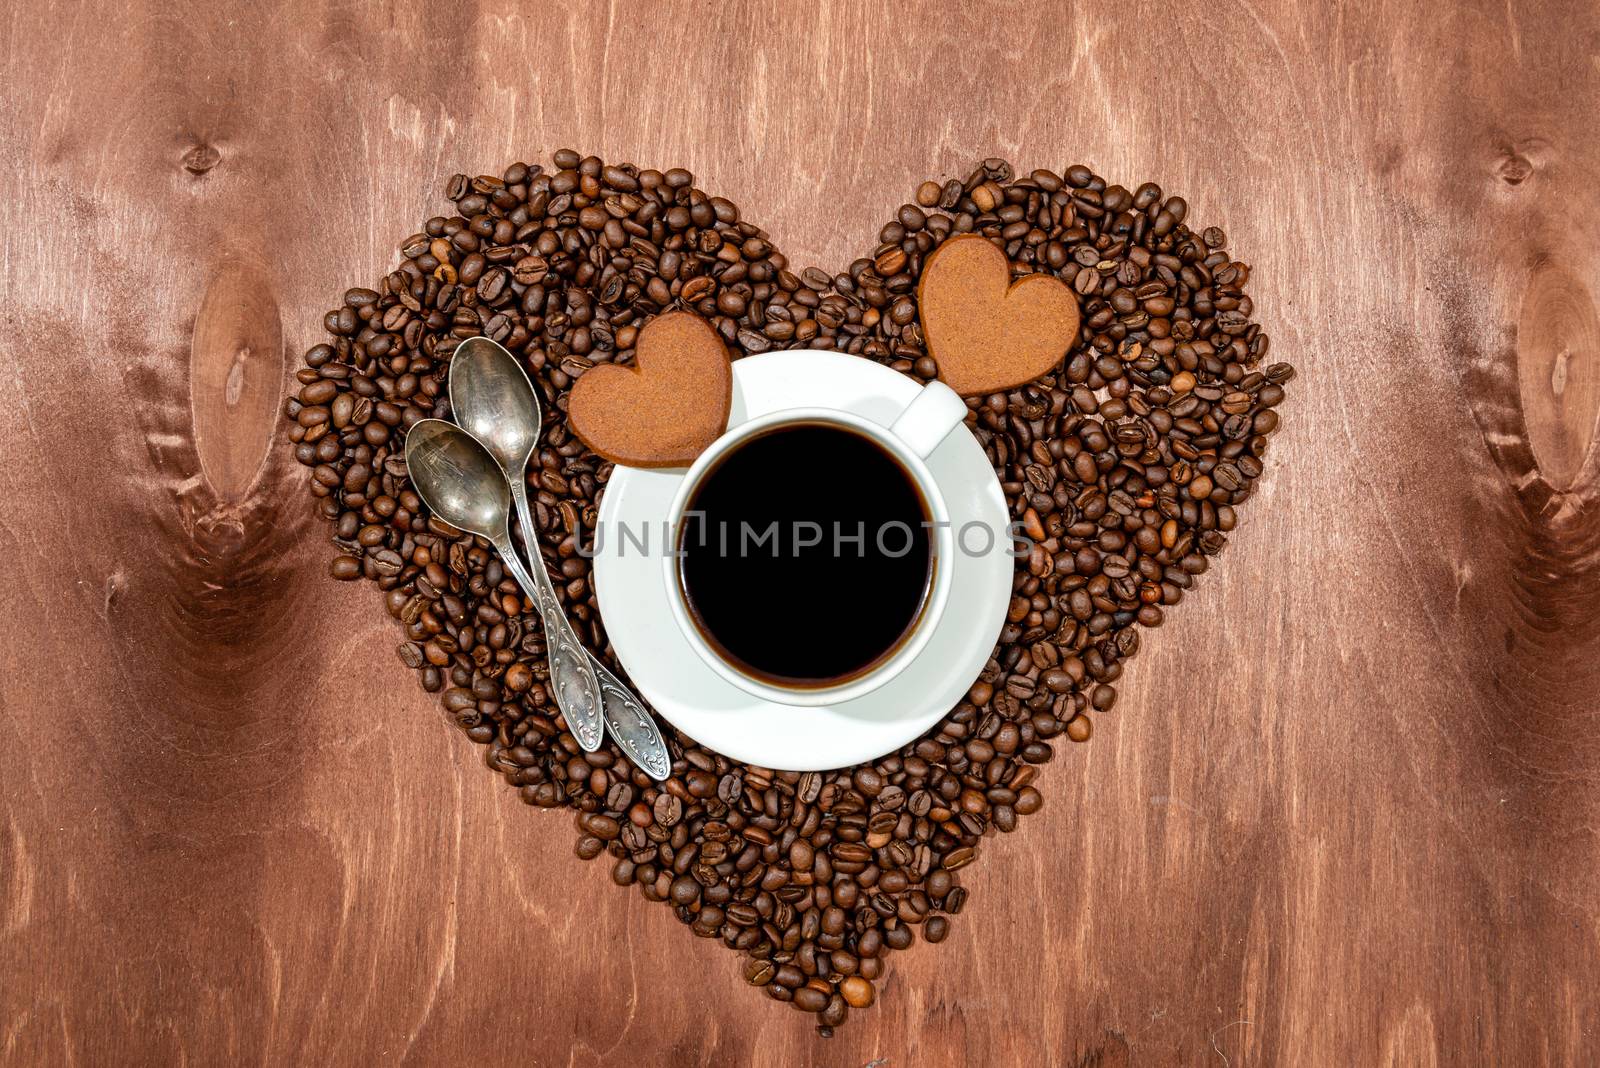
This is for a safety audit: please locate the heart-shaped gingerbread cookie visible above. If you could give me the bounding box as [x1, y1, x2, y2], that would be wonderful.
[919, 233, 1081, 395]
[289, 152, 1291, 1035]
[567, 311, 733, 467]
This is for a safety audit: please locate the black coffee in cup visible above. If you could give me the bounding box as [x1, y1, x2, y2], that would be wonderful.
[678, 423, 933, 687]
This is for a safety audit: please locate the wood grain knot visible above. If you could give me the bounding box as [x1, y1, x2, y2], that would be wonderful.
[1516, 264, 1599, 490]
[190, 264, 283, 501]
[1496, 151, 1533, 186]
[182, 142, 221, 175]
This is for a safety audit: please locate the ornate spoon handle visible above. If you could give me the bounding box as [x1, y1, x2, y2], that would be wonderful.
[591, 659, 672, 781]
[494, 488, 604, 751]
[507, 477, 671, 780]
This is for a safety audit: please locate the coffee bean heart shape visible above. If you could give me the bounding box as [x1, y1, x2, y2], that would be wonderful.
[568, 311, 733, 467]
[290, 153, 1292, 1035]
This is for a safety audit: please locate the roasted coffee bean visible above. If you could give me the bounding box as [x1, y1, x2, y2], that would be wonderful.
[292, 151, 1289, 1032]
[943, 847, 975, 871]
[798, 771, 822, 803]
[653, 793, 683, 827]
[840, 975, 875, 1008]
[792, 986, 828, 1013]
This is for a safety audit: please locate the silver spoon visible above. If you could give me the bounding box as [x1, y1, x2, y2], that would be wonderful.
[447, 338, 672, 781]
[404, 418, 607, 755]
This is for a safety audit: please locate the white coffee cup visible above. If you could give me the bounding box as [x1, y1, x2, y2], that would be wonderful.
[662, 379, 970, 707]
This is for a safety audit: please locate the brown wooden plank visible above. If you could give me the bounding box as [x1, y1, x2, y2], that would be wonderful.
[2, 0, 1597, 1064]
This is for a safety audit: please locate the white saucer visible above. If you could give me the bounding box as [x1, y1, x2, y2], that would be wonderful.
[592, 350, 1013, 771]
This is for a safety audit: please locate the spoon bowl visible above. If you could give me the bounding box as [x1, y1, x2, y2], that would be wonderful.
[449, 336, 543, 477]
[403, 418, 510, 537]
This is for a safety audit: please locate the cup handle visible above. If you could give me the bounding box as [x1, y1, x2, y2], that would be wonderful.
[888, 380, 968, 459]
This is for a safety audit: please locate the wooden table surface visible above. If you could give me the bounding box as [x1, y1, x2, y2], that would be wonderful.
[3, 0, 1598, 1064]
